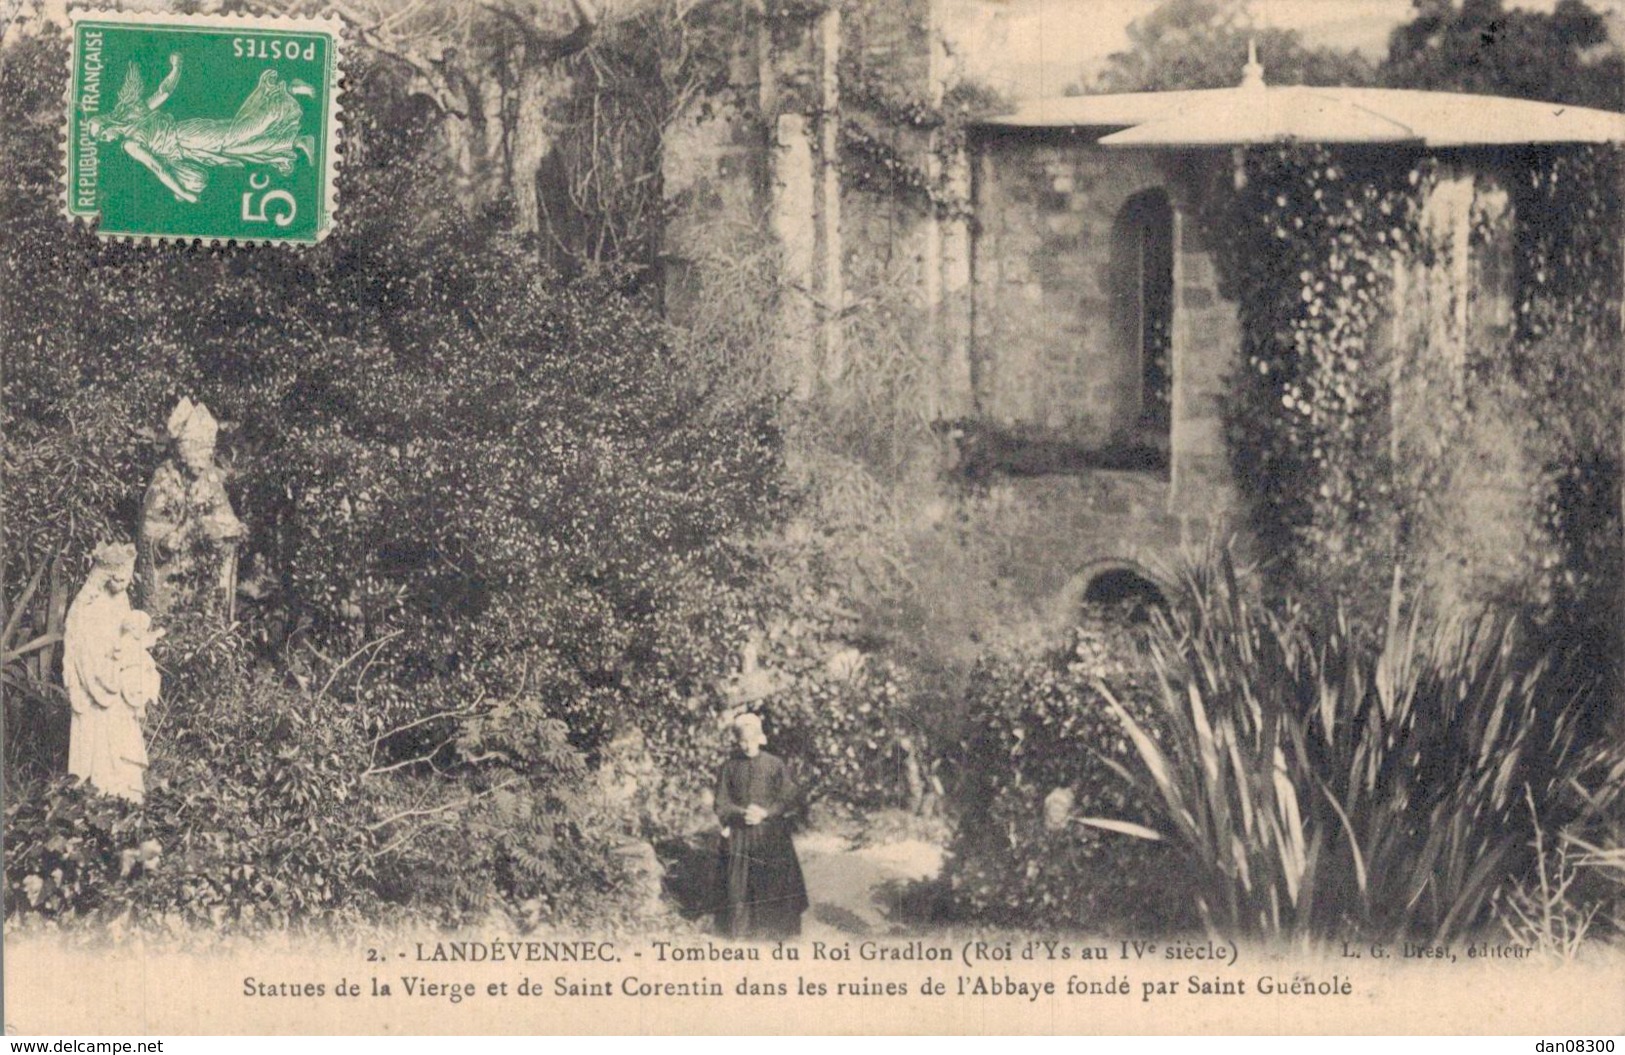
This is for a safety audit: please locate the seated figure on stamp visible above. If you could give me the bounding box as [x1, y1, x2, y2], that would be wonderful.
[138, 398, 246, 619]
[86, 54, 315, 204]
[64, 543, 161, 804]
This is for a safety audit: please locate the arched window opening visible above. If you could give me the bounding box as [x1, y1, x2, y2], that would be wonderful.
[1111, 189, 1175, 456]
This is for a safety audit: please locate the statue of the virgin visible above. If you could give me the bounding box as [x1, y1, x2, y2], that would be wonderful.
[63, 543, 156, 803]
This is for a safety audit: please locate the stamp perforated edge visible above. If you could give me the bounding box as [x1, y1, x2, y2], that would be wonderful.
[61, 7, 346, 247]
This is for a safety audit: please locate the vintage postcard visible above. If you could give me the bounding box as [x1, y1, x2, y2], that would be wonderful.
[4, 0, 1625, 1037]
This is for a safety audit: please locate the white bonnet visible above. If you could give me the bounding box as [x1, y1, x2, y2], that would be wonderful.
[731, 711, 766, 746]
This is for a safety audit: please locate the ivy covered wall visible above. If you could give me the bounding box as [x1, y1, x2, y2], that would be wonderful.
[1217, 142, 1619, 631]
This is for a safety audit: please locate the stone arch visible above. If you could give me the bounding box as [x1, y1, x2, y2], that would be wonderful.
[1060, 558, 1172, 625]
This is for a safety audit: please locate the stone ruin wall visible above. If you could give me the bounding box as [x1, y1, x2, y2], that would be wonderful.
[657, 0, 1248, 635]
[964, 132, 1244, 610]
[656, 0, 1541, 634]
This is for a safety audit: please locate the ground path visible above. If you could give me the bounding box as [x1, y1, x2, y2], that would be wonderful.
[794, 830, 944, 938]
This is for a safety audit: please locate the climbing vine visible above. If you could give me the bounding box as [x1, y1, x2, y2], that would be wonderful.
[1219, 141, 1622, 624]
[1510, 146, 1623, 630]
[758, 0, 1001, 217]
[837, 68, 1004, 218]
[1218, 144, 1423, 607]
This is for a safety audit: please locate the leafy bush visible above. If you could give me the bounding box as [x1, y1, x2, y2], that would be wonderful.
[943, 617, 1194, 931]
[1086, 551, 1610, 942]
[4, 647, 651, 933]
[369, 699, 638, 928]
[756, 637, 919, 814]
[5, 780, 145, 923]
[3, 30, 788, 856]
[6, 667, 377, 933]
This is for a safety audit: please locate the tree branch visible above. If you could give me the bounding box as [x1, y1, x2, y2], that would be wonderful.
[367, 776, 522, 833]
[481, 0, 599, 63]
[363, 732, 461, 777]
[370, 814, 459, 861]
[554, 0, 601, 58]
[329, 1, 469, 117]
[369, 698, 483, 747]
[316, 629, 404, 704]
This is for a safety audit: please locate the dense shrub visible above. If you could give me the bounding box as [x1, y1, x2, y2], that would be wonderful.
[943, 616, 1194, 932]
[6, 667, 377, 933]
[4, 650, 646, 933]
[369, 699, 638, 928]
[6, 781, 146, 924]
[756, 634, 919, 814]
[2, 30, 785, 929]
[2, 26, 785, 805]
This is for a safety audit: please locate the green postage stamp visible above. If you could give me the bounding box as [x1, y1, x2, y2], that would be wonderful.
[65, 9, 342, 245]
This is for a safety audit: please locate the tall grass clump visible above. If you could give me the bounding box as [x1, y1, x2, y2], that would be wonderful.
[1545, 743, 1625, 943]
[1085, 549, 1608, 943]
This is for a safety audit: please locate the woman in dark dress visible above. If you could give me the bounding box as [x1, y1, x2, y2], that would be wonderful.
[715, 712, 808, 939]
